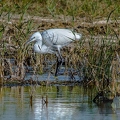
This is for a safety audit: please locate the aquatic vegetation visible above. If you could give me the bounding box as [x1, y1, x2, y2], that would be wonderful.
[0, 0, 120, 102]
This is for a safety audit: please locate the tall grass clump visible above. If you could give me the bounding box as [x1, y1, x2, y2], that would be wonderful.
[81, 38, 116, 83]
[0, 19, 6, 85]
[76, 11, 120, 101]
[0, 0, 34, 80]
[75, 36, 119, 102]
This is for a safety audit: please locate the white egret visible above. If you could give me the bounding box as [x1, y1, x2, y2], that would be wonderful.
[26, 28, 82, 76]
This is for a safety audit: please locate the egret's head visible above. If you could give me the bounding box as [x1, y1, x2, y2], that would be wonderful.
[25, 32, 42, 45]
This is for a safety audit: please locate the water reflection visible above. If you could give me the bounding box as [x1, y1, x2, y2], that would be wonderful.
[0, 86, 120, 120]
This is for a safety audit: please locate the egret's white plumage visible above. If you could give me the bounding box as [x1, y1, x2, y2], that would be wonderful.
[26, 29, 82, 58]
[26, 28, 82, 76]
[33, 39, 55, 54]
[41, 29, 81, 46]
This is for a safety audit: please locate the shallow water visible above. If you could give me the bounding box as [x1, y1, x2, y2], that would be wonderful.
[0, 86, 120, 120]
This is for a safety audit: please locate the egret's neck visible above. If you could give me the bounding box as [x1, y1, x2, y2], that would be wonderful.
[33, 41, 42, 53]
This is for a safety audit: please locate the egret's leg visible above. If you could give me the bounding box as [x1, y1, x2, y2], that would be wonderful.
[57, 48, 64, 63]
[55, 48, 65, 76]
[55, 57, 62, 76]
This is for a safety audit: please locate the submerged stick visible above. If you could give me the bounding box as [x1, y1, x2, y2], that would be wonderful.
[42, 95, 48, 107]
[30, 95, 33, 107]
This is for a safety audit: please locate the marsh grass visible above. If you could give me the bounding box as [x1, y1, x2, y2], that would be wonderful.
[1, 0, 120, 18]
[0, 0, 120, 100]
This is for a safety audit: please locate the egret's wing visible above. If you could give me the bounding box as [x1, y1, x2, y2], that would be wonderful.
[41, 29, 80, 46]
[41, 30, 57, 46]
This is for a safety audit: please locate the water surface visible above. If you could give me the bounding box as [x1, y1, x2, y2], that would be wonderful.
[0, 86, 120, 120]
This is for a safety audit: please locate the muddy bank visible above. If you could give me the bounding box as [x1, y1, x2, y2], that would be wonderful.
[0, 14, 120, 36]
[3, 79, 82, 87]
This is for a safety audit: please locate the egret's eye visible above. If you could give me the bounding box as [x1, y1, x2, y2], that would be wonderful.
[33, 37, 35, 39]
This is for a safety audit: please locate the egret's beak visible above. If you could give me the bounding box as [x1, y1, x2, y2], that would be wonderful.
[25, 37, 35, 45]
